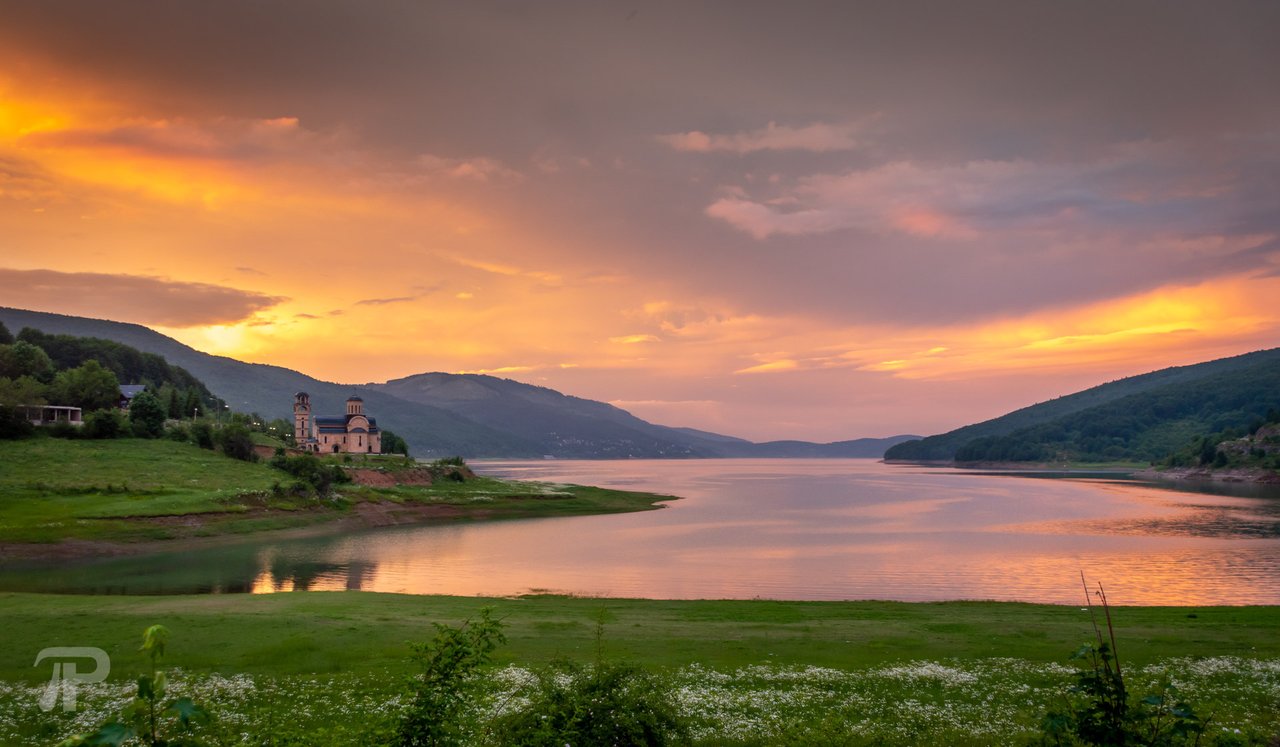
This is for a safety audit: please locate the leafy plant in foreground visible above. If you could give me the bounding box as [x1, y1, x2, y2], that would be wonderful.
[1037, 576, 1208, 746]
[489, 610, 688, 746]
[59, 625, 211, 746]
[489, 660, 687, 747]
[397, 608, 506, 747]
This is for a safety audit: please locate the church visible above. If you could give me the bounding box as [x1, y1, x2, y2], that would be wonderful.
[293, 392, 382, 454]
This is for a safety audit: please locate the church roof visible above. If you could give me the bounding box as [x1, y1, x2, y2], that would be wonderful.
[315, 415, 379, 433]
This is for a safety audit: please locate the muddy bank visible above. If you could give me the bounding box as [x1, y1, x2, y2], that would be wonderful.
[1134, 466, 1280, 485]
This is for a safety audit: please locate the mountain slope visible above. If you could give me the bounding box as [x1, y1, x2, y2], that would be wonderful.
[2, 307, 914, 459]
[374, 373, 919, 458]
[373, 372, 703, 458]
[886, 347, 1280, 463]
[0, 307, 539, 457]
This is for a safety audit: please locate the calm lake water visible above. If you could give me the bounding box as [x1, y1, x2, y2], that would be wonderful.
[4, 459, 1280, 605]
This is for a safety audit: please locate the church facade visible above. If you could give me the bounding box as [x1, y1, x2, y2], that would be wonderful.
[293, 392, 382, 454]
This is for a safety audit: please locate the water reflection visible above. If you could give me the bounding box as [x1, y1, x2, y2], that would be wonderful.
[2, 460, 1278, 604]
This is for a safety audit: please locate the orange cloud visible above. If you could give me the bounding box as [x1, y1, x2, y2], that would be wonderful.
[846, 274, 1280, 380]
[0, 268, 285, 327]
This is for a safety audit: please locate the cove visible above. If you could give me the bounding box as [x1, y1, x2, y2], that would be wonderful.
[3, 459, 1278, 604]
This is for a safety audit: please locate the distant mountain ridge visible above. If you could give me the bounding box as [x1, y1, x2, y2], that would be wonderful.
[0, 307, 916, 458]
[886, 346, 1280, 463]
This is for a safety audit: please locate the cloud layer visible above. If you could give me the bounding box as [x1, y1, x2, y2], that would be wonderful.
[2, 1, 1278, 440]
[0, 269, 284, 327]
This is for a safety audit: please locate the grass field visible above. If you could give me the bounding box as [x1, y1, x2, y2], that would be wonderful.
[3, 592, 1279, 678]
[0, 439, 674, 546]
[1, 593, 1278, 744]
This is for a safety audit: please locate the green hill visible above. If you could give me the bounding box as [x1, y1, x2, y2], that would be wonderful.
[885, 347, 1280, 463]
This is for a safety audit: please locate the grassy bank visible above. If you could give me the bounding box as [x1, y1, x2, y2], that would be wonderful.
[0, 439, 673, 549]
[2, 593, 1278, 745]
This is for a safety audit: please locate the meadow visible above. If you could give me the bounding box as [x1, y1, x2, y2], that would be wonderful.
[1, 593, 1279, 744]
[0, 439, 673, 547]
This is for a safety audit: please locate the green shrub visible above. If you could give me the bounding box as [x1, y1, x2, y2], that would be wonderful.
[0, 406, 35, 439]
[83, 408, 128, 439]
[1037, 580, 1207, 746]
[396, 609, 505, 747]
[491, 661, 687, 747]
[191, 421, 214, 449]
[45, 420, 80, 439]
[217, 423, 255, 461]
[269, 452, 351, 496]
[128, 390, 167, 438]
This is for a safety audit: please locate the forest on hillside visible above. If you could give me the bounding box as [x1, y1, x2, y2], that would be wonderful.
[887, 349, 1280, 465]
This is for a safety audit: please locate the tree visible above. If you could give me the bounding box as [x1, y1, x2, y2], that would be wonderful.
[155, 383, 180, 419]
[0, 341, 56, 382]
[0, 320, 12, 345]
[217, 423, 255, 461]
[50, 360, 121, 411]
[381, 429, 410, 457]
[191, 420, 214, 449]
[128, 390, 167, 438]
[84, 408, 128, 439]
[264, 417, 295, 447]
[183, 389, 201, 420]
[0, 375, 47, 407]
[0, 406, 34, 440]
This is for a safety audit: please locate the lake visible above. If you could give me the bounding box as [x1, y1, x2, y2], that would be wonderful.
[4, 459, 1279, 605]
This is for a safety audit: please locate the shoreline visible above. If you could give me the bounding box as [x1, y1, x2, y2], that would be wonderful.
[1133, 465, 1280, 485]
[888, 459, 1280, 485]
[0, 487, 677, 563]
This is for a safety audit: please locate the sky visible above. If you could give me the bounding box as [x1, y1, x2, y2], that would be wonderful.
[2, 1, 1279, 442]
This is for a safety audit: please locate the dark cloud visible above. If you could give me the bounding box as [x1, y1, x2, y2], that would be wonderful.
[3, 1, 1277, 328]
[0, 268, 285, 327]
[3, 2, 1275, 150]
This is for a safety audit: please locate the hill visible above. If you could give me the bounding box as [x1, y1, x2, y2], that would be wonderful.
[1, 307, 913, 458]
[885, 347, 1280, 463]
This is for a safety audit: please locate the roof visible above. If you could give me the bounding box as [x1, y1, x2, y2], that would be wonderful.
[119, 385, 146, 399]
[347, 395, 363, 402]
[314, 414, 379, 434]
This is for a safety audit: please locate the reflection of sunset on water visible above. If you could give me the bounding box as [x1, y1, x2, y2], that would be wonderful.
[153, 461, 1280, 606]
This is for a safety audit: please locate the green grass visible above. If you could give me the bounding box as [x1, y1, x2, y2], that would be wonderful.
[2, 594, 1278, 745]
[1, 592, 1276, 680]
[0, 439, 673, 545]
[0, 439, 285, 543]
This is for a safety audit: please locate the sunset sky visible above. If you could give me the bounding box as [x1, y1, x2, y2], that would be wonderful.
[2, 2, 1279, 442]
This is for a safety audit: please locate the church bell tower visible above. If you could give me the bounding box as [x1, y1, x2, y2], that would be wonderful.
[293, 392, 312, 444]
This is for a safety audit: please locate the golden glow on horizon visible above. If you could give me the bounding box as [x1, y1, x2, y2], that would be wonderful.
[855, 275, 1279, 380]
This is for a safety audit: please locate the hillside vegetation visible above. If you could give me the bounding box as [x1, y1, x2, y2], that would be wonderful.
[886, 347, 1280, 464]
